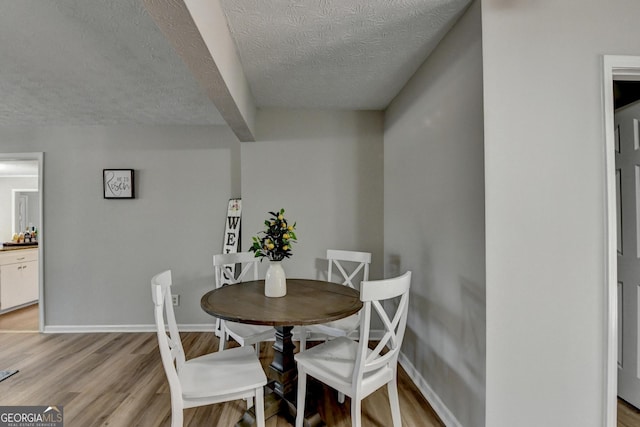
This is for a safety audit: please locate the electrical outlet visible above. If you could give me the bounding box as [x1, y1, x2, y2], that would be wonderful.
[172, 294, 180, 306]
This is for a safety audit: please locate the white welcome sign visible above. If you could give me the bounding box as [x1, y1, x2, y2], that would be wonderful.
[221, 199, 241, 285]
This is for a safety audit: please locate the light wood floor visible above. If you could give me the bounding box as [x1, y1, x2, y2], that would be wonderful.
[619, 398, 640, 427]
[0, 303, 39, 332]
[2, 305, 639, 426]
[0, 330, 444, 427]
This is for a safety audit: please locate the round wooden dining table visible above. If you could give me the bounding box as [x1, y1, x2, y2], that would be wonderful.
[201, 278, 362, 427]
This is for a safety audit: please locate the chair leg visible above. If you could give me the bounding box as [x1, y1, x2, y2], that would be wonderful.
[295, 369, 307, 427]
[255, 386, 265, 427]
[299, 327, 307, 351]
[350, 397, 361, 427]
[171, 411, 183, 427]
[169, 388, 184, 427]
[218, 329, 227, 352]
[387, 378, 401, 427]
[214, 318, 221, 338]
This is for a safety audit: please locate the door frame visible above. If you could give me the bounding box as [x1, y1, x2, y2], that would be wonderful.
[603, 55, 640, 427]
[0, 152, 44, 332]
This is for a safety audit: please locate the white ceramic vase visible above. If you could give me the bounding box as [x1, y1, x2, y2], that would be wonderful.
[265, 261, 287, 297]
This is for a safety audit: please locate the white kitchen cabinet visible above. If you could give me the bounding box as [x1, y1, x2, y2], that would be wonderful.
[0, 249, 38, 311]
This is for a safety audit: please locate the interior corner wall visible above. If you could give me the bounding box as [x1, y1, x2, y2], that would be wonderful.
[384, 2, 485, 426]
[240, 109, 384, 281]
[481, 0, 640, 425]
[0, 125, 239, 327]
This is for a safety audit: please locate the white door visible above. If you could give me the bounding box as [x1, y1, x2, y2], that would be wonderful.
[616, 106, 640, 407]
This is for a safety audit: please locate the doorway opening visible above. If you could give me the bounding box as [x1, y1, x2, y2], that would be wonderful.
[0, 153, 43, 333]
[603, 56, 640, 427]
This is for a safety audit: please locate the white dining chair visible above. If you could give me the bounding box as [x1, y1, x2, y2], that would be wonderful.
[294, 271, 411, 427]
[298, 249, 371, 351]
[213, 252, 276, 354]
[151, 270, 267, 427]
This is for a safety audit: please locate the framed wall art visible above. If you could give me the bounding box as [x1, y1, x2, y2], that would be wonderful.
[103, 169, 135, 199]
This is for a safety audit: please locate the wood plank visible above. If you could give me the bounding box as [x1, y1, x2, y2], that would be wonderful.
[2, 307, 639, 426]
[0, 331, 444, 426]
[619, 398, 640, 427]
[0, 303, 38, 331]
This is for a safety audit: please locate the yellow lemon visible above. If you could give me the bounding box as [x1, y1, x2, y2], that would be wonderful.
[288, 225, 294, 231]
[283, 233, 290, 240]
[278, 214, 283, 220]
[267, 243, 275, 250]
[283, 245, 288, 251]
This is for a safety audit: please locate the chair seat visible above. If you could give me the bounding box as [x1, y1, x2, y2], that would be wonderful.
[225, 322, 275, 342]
[294, 337, 392, 395]
[305, 313, 359, 337]
[180, 346, 267, 400]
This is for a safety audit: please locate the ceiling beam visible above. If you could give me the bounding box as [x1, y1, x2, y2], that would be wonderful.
[143, 0, 256, 142]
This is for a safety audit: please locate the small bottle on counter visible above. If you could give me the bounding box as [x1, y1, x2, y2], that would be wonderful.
[24, 228, 31, 243]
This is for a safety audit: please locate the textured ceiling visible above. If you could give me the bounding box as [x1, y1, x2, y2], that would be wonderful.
[0, 0, 225, 126]
[0, 0, 470, 127]
[221, 0, 471, 109]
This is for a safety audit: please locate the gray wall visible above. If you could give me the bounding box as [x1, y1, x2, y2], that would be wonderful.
[481, 0, 640, 425]
[0, 177, 38, 241]
[0, 118, 383, 328]
[241, 109, 384, 280]
[0, 125, 240, 327]
[384, 2, 485, 426]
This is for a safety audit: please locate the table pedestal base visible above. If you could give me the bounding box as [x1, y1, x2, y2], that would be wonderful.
[234, 326, 325, 427]
[235, 388, 324, 427]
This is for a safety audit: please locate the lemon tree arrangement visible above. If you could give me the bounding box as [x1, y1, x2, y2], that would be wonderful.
[249, 208, 298, 261]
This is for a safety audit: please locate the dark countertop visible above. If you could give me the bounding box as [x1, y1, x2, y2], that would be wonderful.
[0, 244, 38, 252]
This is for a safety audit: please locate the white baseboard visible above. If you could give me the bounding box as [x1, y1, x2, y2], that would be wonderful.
[43, 324, 217, 333]
[398, 352, 462, 427]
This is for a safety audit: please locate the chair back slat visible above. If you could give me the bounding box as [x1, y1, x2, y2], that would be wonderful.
[213, 252, 259, 288]
[353, 271, 411, 386]
[151, 270, 186, 402]
[212, 253, 260, 339]
[326, 249, 371, 289]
